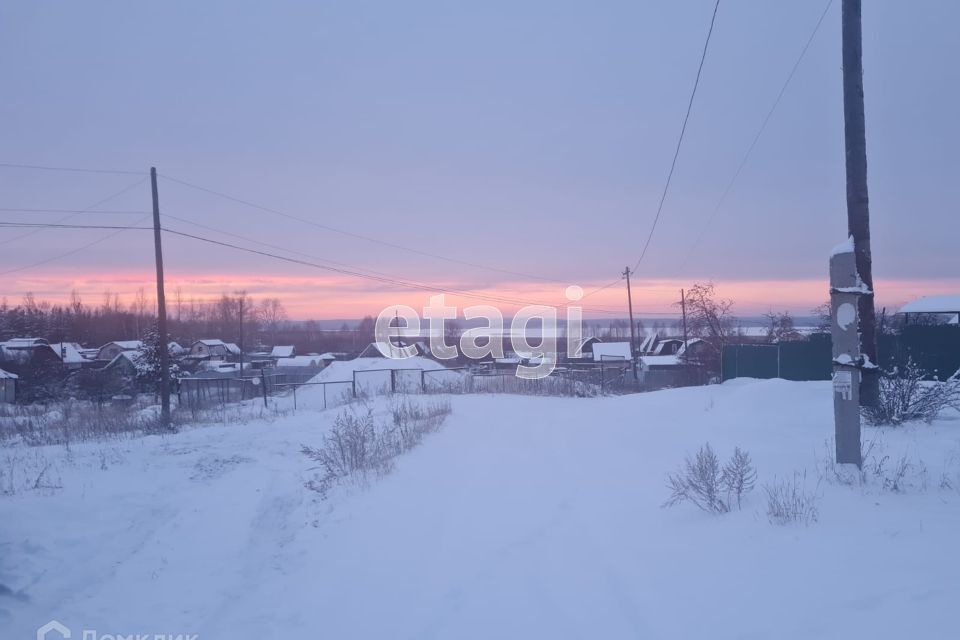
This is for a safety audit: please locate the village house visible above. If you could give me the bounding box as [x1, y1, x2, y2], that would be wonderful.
[103, 350, 144, 381]
[898, 294, 960, 325]
[0, 338, 62, 373]
[653, 338, 684, 356]
[49, 342, 90, 370]
[96, 340, 143, 362]
[187, 339, 242, 361]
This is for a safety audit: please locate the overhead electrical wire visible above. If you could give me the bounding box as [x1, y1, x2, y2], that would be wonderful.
[159, 225, 630, 314]
[0, 222, 153, 230]
[631, 0, 721, 273]
[680, 0, 834, 270]
[0, 207, 148, 215]
[158, 173, 569, 285]
[0, 176, 148, 248]
[576, 0, 722, 306]
[0, 162, 144, 176]
[0, 216, 151, 276]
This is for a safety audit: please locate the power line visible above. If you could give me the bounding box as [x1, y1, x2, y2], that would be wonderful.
[579, 277, 622, 300]
[161, 225, 625, 314]
[0, 216, 151, 276]
[161, 211, 625, 313]
[158, 173, 568, 285]
[0, 222, 152, 230]
[0, 208, 148, 215]
[0, 162, 143, 176]
[681, 0, 834, 270]
[0, 212, 628, 314]
[160, 212, 420, 283]
[0, 176, 148, 248]
[632, 0, 721, 273]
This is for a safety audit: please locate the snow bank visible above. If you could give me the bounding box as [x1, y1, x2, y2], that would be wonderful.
[2, 381, 959, 639]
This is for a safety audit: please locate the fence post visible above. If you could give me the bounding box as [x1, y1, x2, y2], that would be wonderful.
[260, 370, 268, 408]
[323, 383, 327, 409]
[421, 369, 426, 393]
[390, 369, 396, 394]
[352, 372, 357, 398]
[293, 385, 297, 411]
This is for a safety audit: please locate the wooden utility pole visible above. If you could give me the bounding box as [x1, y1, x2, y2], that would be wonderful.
[680, 289, 689, 347]
[236, 292, 245, 373]
[150, 167, 172, 428]
[623, 267, 638, 379]
[842, 0, 879, 407]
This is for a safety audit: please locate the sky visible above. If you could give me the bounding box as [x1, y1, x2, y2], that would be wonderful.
[0, 1, 958, 320]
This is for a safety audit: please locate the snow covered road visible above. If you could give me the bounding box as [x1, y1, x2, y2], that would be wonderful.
[3, 380, 960, 639]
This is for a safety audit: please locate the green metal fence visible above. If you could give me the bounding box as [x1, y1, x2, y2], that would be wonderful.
[722, 327, 960, 382]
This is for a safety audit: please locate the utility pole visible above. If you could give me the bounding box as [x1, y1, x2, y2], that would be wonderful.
[623, 267, 637, 378]
[680, 289, 689, 347]
[150, 167, 171, 428]
[237, 293, 244, 373]
[842, 0, 879, 408]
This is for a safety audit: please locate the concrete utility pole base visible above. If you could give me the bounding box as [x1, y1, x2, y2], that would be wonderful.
[830, 243, 863, 467]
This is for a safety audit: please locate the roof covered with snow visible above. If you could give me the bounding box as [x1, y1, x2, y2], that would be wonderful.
[4, 337, 48, 347]
[191, 339, 242, 355]
[898, 295, 960, 314]
[105, 350, 146, 369]
[104, 340, 143, 351]
[308, 356, 452, 384]
[275, 356, 325, 368]
[270, 345, 295, 358]
[0, 367, 18, 379]
[49, 342, 88, 364]
[592, 342, 631, 362]
[641, 355, 681, 368]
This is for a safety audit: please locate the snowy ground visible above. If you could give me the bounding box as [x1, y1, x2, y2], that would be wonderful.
[2, 379, 960, 639]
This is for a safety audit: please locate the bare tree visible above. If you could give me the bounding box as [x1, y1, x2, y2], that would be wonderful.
[763, 310, 803, 343]
[257, 297, 288, 342]
[677, 283, 736, 373]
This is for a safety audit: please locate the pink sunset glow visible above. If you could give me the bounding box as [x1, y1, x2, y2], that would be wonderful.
[5, 268, 957, 320]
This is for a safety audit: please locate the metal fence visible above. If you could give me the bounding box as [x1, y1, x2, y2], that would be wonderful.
[721, 337, 834, 382]
[178, 376, 262, 409]
[721, 327, 960, 382]
[177, 357, 715, 412]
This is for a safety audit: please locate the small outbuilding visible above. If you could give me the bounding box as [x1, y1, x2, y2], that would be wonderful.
[188, 339, 242, 361]
[0, 367, 17, 403]
[898, 295, 960, 325]
[592, 342, 632, 362]
[270, 345, 296, 358]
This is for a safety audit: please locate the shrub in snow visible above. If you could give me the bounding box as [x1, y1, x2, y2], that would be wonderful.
[664, 444, 756, 514]
[302, 410, 389, 494]
[302, 400, 452, 496]
[764, 472, 819, 526]
[1, 450, 62, 496]
[721, 447, 757, 510]
[862, 450, 928, 493]
[388, 398, 451, 453]
[863, 359, 960, 426]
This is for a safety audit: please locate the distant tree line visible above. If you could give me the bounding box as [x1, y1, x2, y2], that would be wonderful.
[0, 289, 376, 355]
